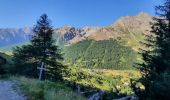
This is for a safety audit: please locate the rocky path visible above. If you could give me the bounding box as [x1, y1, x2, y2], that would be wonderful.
[0, 80, 25, 100]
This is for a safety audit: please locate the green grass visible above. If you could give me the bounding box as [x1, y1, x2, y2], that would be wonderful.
[9, 76, 86, 100]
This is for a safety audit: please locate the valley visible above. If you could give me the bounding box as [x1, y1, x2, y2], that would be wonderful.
[0, 12, 152, 100]
[0, 0, 169, 99]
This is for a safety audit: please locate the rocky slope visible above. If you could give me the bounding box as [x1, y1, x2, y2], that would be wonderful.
[111, 12, 153, 50]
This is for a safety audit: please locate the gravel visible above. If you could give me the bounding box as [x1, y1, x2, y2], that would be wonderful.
[0, 80, 26, 100]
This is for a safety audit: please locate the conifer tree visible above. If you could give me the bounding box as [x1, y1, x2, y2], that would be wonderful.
[13, 14, 65, 81]
[132, 0, 170, 99]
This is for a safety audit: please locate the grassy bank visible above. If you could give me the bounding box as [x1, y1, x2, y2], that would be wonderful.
[9, 76, 86, 100]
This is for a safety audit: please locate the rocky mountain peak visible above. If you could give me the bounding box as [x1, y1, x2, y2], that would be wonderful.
[112, 12, 153, 34]
[137, 12, 151, 18]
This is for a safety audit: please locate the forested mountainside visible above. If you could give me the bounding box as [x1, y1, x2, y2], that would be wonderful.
[64, 39, 137, 69]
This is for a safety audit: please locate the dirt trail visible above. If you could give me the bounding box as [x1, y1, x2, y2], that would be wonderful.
[0, 80, 25, 100]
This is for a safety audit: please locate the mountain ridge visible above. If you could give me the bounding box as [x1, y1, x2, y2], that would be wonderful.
[0, 12, 153, 50]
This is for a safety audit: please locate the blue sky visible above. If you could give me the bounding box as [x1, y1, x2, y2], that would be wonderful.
[0, 0, 163, 28]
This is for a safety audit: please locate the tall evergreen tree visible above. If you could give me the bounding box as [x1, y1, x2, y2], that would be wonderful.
[132, 0, 170, 100]
[13, 14, 65, 81]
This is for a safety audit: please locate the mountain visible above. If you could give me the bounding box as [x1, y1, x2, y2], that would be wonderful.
[111, 12, 153, 50]
[0, 12, 153, 51]
[0, 27, 32, 47]
[54, 12, 153, 50]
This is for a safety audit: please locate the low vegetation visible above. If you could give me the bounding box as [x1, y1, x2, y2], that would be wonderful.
[65, 66, 141, 99]
[9, 76, 86, 100]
